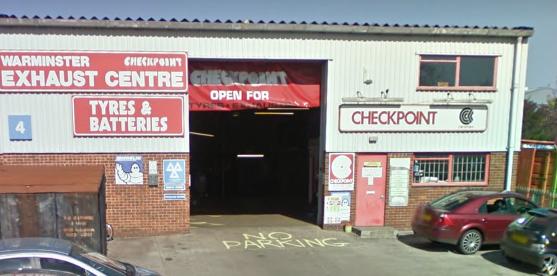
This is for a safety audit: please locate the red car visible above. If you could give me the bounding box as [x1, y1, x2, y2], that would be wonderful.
[412, 190, 537, 254]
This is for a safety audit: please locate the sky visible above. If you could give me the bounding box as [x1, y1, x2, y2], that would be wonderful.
[2, 0, 556, 89]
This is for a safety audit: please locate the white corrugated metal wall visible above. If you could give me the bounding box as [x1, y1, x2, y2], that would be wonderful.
[0, 28, 528, 154]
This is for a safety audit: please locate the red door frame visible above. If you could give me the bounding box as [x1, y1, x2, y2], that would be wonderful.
[354, 154, 387, 227]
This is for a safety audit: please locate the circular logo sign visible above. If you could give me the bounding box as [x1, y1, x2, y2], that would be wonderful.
[331, 155, 353, 179]
[459, 107, 474, 125]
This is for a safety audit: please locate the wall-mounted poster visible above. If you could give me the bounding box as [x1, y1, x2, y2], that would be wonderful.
[115, 156, 144, 185]
[331, 192, 351, 222]
[388, 158, 411, 207]
[328, 153, 355, 191]
[324, 195, 342, 224]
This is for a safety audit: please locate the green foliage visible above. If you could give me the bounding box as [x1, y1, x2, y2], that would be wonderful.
[522, 98, 557, 141]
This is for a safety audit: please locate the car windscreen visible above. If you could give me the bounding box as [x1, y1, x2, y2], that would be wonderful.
[430, 192, 474, 211]
[522, 209, 557, 232]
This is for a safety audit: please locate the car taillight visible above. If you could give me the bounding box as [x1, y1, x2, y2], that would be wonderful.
[437, 213, 453, 226]
[438, 213, 446, 223]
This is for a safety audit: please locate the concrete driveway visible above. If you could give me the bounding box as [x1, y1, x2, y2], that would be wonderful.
[108, 214, 538, 276]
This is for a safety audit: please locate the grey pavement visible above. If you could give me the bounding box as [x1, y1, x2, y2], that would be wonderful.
[108, 214, 538, 276]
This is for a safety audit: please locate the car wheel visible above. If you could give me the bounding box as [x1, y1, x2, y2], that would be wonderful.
[541, 254, 557, 275]
[458, 229, 482, 255]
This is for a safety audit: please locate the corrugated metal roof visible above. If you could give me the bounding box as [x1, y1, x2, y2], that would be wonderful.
[0, 14, 533, 37]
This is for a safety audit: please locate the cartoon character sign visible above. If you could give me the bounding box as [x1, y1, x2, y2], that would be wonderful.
[115, 156, 144, 185]
[331, 192, 351, 222]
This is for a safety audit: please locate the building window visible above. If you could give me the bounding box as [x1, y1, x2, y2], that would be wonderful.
[412, 153, 489, 186]
[418, 55, 497, 91]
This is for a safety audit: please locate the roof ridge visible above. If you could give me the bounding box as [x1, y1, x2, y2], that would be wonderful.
[0, 14, 534, 30]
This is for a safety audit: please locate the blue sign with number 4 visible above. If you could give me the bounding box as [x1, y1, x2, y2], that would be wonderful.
[8, 115, 32, 141]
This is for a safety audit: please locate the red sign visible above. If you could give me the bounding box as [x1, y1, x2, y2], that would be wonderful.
[328, 153, 355, 191]
[0, 51, 188, 92]
[188, 61, 321, 111]
[72, 96, 184, 136]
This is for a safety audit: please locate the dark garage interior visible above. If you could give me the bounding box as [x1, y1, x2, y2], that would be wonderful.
[189, 108, 321, 221]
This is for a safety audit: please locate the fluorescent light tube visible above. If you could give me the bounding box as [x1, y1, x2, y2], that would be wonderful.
[190, 131, 215, 138]
[254, 112, 294, 116]
[237, 154, 264, 158]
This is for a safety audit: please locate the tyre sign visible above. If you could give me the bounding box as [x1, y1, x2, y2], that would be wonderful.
[72, 96, 184, 137]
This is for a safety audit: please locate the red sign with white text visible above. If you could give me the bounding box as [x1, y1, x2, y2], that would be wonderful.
[0, 51, 188, 92]
[188, 61, 321, 111]
[73, 96, 184, 136]
[328, 153, 355, 191]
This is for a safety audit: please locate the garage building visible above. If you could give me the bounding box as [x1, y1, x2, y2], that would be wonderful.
[0, 15, 532, 236]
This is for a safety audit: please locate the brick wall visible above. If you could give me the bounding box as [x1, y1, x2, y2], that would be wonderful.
[323, 151, 519, 230]
[1, 153, 190, 237]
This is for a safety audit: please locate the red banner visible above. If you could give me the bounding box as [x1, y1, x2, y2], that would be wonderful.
[73, 96, 184, 136]
[0, 51, 188, 92]
[188, 61, 321, 111]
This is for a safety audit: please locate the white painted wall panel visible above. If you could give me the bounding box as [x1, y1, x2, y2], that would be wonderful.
[0, 94, 189, 153]
[0, 28, 527, 153]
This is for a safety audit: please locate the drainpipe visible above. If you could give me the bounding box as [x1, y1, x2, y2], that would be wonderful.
[505, 36, 523, 191]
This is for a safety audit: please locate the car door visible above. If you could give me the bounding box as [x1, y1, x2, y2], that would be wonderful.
[479, 196, 520, 243]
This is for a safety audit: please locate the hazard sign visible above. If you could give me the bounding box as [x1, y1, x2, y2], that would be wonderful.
[163, 159, 186, 191]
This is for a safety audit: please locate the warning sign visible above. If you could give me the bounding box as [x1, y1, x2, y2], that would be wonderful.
[163, 159, 186, 191]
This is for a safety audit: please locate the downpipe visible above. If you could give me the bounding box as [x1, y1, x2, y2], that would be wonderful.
[505, 36, 523, 191]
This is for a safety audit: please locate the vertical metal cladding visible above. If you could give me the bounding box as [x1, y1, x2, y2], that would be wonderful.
[0, 94, 189, 153]
[0, 29, 523, 154]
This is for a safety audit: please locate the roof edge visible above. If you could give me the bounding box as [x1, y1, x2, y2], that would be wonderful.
[0, 18, 534, 38]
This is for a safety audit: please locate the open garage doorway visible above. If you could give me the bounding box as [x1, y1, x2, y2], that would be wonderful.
[188, 60, 323, 223]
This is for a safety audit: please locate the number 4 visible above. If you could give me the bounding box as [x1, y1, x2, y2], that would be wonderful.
[15, 121, 26, 134]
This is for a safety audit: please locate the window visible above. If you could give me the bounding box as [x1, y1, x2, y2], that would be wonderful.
[40, 258, 85, 275]
[418, 55, 497, 90]
[507, 197, 536, 214]
[430, 192, 475, 211]
[479, 197, 534, 215]
[413, 153, 489, 186]
[480, 197, 513, 215]
[0, 257, 34, 273]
